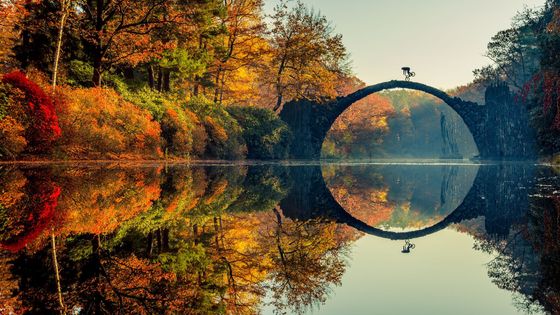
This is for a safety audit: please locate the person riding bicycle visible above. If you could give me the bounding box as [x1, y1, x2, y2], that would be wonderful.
[401, 67, 416, 81]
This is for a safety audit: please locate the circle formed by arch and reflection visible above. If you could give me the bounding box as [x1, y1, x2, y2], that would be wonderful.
[321, 164, 479, 238]
[280, 163, 484, 241]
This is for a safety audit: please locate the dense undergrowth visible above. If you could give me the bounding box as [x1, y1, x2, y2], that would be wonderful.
[0, 71, 292, 160]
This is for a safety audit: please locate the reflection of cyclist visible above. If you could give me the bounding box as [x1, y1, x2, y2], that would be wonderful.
[401, 240, 416, 253]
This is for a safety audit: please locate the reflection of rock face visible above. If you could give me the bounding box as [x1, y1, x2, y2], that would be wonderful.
[281, 163, 537, 241]
[439, 165, 480, 215]
[478, 164, 535, 237]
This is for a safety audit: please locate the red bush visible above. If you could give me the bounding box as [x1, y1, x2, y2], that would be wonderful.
[1, 71, 61, 151]
[0, 177, 61, 253]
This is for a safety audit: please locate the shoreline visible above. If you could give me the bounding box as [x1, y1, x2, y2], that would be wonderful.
[0, 158, 554, 167]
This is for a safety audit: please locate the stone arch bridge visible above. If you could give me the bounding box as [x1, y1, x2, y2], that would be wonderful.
[279, 80, 535, 159]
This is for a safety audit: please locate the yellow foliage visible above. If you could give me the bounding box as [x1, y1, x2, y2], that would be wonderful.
[55, 87, 162, 159]
[203, 116, 228, 142]
[58, 168, 161, 235]
[0, 170, 26, 209]
[0, 116, 27, 158]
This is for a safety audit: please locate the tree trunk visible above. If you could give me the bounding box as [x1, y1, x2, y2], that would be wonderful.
[52, 0, 70, 93]
[274, 93, 283, 112]
[163, 69, 170, 92]
[213, 66, 222, 103]
[156, 228, 162, 252]
[157, 67, 163, 92]
[20, 30, 31, 69]
[193, 79, 200, 96]
[219, 73, 226, 105]
[51, 232, 67, 315]
[92, 55, 103, 86]
[147, 64, 155, 89]
[193, 224, 199, 245]
[162, 228, 169, 251]
[92, 0, 104, 86]
[146, 232, 153, 257]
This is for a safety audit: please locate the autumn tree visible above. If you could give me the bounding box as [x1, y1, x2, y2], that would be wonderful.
[268, 0, 350, 111]
[0, 0, 27, 70]
[208, 0, 266, 103]
[75, 0, 176, 86]
[145, 0, 225, 94]
[474, 8, 543, 89]
[1, 71, 62, 152]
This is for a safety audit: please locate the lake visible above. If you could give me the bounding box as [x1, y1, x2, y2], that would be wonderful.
[0, 161, 558, 314]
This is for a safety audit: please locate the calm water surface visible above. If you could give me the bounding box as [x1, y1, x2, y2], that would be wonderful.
[0, 162, 558, 314]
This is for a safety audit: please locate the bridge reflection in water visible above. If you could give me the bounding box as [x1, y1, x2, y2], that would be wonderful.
[0, 162, 554, 315]
[279, 163, 534, 241]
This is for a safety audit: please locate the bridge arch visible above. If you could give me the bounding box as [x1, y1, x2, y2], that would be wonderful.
[280, 80, 491, 160]
[279, 164, 485, 241]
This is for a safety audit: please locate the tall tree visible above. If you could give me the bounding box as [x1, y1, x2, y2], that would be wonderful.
[52, 0, 72, 92]
[0, 0, 27, 70]
[76, 0, 173, 86]
[474, 8, 544, 89]
[268, 0, 349, 112]
[148, 0, 225, 94]
[210, 0, 266, 103]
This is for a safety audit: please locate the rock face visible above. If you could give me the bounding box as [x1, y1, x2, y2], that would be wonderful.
[440, 113, 462, 159]
[479, 83, 537, 159]
[279, 80, 536, 160]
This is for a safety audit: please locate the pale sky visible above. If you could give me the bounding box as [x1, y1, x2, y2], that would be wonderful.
[266, 0, 545, 90]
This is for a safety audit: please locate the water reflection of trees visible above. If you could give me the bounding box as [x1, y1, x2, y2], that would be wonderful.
[3, 164, 560, 314]
[322, 164, 478, 229]
[0, 165, 351, 315]
[465, 168, 560, 314]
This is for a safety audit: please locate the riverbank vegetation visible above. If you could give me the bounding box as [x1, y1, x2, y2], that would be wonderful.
[0, 0, 349, 160]
[3, 0, 560, 161]
[469, 0, 560, 160]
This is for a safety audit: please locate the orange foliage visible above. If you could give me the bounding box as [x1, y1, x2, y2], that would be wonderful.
[55, 87, 163, 159]
[330, 77, 395, 135]
[58, 168, 161, 235]
[329, 185, 394, 227]
[0, 1, 29, 68]
[203, 116, 229, 143]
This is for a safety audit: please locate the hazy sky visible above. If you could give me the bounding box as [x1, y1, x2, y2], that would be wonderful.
[266, 0, 545, 90]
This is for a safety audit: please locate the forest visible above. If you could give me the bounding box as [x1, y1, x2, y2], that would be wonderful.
[1, 0, 560, 160]
[0, 0, 350, 160]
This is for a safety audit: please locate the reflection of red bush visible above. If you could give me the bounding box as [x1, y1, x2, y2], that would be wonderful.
[0, 179, 61, 253]
[1, 71, 62, 151]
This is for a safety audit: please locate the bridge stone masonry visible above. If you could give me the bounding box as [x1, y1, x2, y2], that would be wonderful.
[279, 80, 536, 160]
